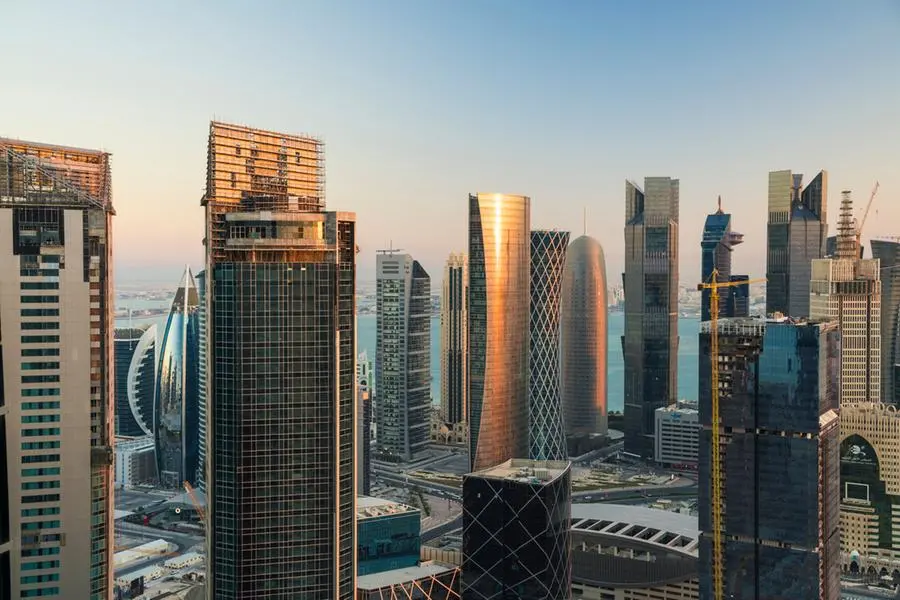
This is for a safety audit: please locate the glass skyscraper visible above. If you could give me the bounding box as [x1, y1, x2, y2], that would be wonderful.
[440, 252, 468, 426]
[529, 230, 569, 461]
[623, 177, 679, 459]
[114, 325, 156, 437]
[195, 269, 207, 492]
[205, 121, 357, 599]
[468, 193, 531, 472]
[0, 138, 115, 599]
[375, 252, 431, 463]
[698, 317, 841, 599]
[871, 238, 900, 406]
[700, 197, 748, 322]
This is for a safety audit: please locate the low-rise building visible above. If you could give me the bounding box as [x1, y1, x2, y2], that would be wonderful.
[115, 435, 157, 488]
[654, 401, 699, 467]
[357, 496, 421, 575]
[430, 408, 467, 446]
[356, 561, 460, 600]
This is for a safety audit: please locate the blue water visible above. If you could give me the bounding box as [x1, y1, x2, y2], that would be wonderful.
[356, 313, 701, 413]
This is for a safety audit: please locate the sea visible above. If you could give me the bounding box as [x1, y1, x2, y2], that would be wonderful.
[116, 305, 701, 413]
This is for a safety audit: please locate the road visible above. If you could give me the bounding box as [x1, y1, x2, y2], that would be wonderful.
[115, 521, 204, 554]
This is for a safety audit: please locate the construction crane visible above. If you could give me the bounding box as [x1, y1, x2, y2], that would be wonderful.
[697, 270, 766, 600]
[855, 181, 880, 255]
[183, 481, 206, 524]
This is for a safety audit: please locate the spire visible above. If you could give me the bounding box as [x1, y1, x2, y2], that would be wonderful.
[835, 190, 856, 259]
[716, 195, 723, 214]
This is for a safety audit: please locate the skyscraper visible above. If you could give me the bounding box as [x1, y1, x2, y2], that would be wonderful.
[195, 269, 207, 492]
[114, 325, 156, 437]
[766, 169, 828, 318]
[155, 267, 201, 488]
[357, 350, 373, 495]
[623, 177, 679, 459]
[560, 235, 608, 450]
[468, 193, 530, 472]
[699, 317, 841, 599]
[810, 191, 881, 405]
[0, 138, 115, 599]
[700, 196, 748, 321]
[375, 251, 431, 463]
[462, 459, 572, 600]
[204, 121, 356, 599]
[529, 230, 569, 461]
[440, 252, 468, 426]
[871, 238, 900, 406]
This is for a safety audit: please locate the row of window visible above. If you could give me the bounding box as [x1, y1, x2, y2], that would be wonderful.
[22, 521, 60, 531]
[23, 454, 60, 464]
[22, 349, 60, 357]
[22, 441, 59, 450]
[21, 336, 60, 344]
[21, 586, 59, 597]
[21, 282, 59, 290]
[22, 375, 59, 384]
[21, 295, 59, 304]
[22, 507, 60, 517]
[21, 308, 59, 317]
[22, 494, 60, 505]
[21, 322, 58, 331]
[22, 402, 60, 411]
[22, 415, 60, 424]
[22, 428, 60, 437]
[20, 269, 60, 278]
[21, 560, 60, 571]
[22, 389, 61, 397]
[22, 362, 59, 370]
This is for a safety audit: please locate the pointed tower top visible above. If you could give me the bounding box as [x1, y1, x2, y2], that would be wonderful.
[716, 195, 723, 214]
[835, 190, 857, 259]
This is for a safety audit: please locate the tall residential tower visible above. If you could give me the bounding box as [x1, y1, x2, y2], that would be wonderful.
[0, 138, 115, 600]
[204, 122, 356, 599]
[623, 177, 679, 459]
[440, 252, 468, 426]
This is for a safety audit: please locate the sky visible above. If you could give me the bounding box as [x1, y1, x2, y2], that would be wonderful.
[2, 1, 898, 287]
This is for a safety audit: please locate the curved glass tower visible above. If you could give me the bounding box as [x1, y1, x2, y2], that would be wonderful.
[115, 325, 156, 437]
[155, 267, 200, 488]
[560, 235, 608, 441]
[530, 230, 569, 461]
[468, 192, 530, 472]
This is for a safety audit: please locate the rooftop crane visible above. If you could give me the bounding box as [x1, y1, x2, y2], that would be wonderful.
[183, 481, 206, 524]
[697, 270, 766, 600]
[856, 181, 880, 255]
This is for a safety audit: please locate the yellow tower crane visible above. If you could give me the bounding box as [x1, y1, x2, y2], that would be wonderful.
[183, 480, 206, 524]
[697, 270, 766, 600]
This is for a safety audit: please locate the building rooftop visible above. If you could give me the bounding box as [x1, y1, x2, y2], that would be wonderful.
[656, 404, 698, 415]
[571, 504, 699, 557]
[356, 495, 419, 520]
[469, 458, 571, 484]
[356, 561, 459, 590]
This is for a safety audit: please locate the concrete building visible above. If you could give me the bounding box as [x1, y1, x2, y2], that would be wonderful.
[623, 178, 679, 459]
[357, 496, 421, 576]
[440, 252, 467, 426]
[766, 169, 828, 318]
[114, 436, 157, 488]
[570, 504, 699, 600]
[871, 238, 900, 406]
[376, 251, 431, 463]
[700, 196, 748, 321]
[654, 401, 699, 467]
[114, 325, 156, 437]
[529, 230, 569, 461]
[810, 191, 881, 405]
[468, 193, 531, 472]
[0, 137, 115, 600]
[204, 122, 356, 599]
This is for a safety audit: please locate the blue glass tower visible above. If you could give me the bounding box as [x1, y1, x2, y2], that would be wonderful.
[700, 196, 747, 322]
[155, 267, 201, 488]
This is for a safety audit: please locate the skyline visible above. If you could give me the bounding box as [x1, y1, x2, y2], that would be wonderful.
[2, 1, 898, 285]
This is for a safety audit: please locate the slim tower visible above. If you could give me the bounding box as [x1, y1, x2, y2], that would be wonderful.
[871, 239, 900, 405]
[468, 193, 530, 472]
[204, 122, 356, 599]
[623, 177, 679, 459]
[196, 269, 207, 492]
[375, 251, 431, 463]
[0, 138, 115, 599]
[440, 252, 468, 426]
[700, 197, 748, 321]
[114, 325, 156, 437]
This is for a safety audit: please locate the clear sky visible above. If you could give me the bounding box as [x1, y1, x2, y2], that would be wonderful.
[2, 1, 898, 286]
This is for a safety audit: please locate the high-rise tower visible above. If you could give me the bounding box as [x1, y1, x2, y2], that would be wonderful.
[204, 122, 356, 599]
[871, 239, 900, 406]
[623, 177, 679, 459]
[529, 230, 569, 461]
[560, 235, 608, 450]
[114, 325, 156, 437]
[440, 252, 468, 426]
[766, 169, 828, 317]
[810, 191, 881, 405]
[375, 251, 431, 463]
[468, 193, 530, 472]
[0, 138, 115, 599]
[195, 269, 207, 492]
[700, 196, 748, 322]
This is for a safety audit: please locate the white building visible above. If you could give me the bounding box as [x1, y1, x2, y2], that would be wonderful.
[115, 436, 157, 488]
[163, 552, 204, 569]
[810, 191, 881, 406]
[654, 402, 699, 466]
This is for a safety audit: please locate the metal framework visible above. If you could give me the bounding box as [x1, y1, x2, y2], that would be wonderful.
[363, 567, 461, 600]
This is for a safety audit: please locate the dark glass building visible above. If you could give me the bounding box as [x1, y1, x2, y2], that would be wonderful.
[623, 177, 679, 459]
[698, 318, 841, 599]
[766, 170, 828, 318]
[195, 269, 207, 492]
[114, 325, 156, 437]
[205, 122, 356, 599]
[155, 267, 200, 488]
[440, 253, 468, 426]
[529, 230, 569, 461]
[700, 197, 747, 322]
[356, 496, 421, 576]
[462, 459, 571, 600]
[872, 239, 900, 405]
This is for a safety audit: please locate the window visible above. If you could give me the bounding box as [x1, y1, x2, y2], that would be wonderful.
[20, 586, 60, 597]
[22, 375, 60, 384]
[21, 309, 59, 317]
[21, 495, 60, 505]
[21, 441, 60, 450]
[21, 507, 60, 517]
[21, 323, 59, 331]
[21, 349, 60, 357]
[21, 363, 59, 370]
[22, 481, 60, 490]
[21, 336, 60, 345]
[21, 402, 60, 411]
[22, 428, 60, 437]
[22, 389, 61, 397]
[21, 296, 59, 304]
[20, 282, 59, 290]
[20, 560, 60, 571]
[22, 454, 60, 464]
[21, 416, 60, 425]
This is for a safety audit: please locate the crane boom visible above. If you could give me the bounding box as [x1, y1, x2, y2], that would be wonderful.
[856, 181, 880, 255]
[697, 270, 766, 600]
[183, 480, 206, 523]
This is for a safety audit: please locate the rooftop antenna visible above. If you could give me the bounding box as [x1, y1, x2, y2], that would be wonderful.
[583, 207, 586, 236]
[716, 195, 723, 214]
[377, 239, 404, 255]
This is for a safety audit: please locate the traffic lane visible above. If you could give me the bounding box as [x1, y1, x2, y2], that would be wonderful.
[116, 521, 203, 551]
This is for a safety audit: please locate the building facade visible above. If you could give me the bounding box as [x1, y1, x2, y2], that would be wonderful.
[0, 138, 115, 599]
[462, 459, 571, 600]
[766, 169, 828, 318]
[654, 402, 699, 467]
[358, 350, 372, 496]
[356, 562, 461, 600]
[114, 436, 157, 488]
[204, 121, 356, 599]
[357, 496, 421, 576]
[440, 252, 467, 426]
[623, 177, 679, 459]
[468, 193, 530, 472]
[155, 267, 201, 488]
[560, 234, 608, 448]
[700, 197, 748, 321]
[195, 269, 207, 493]
[529, 230, 569, 461]
[871, 239, 900, 406]
[114, 325, 156, 437]
[375, 252, 431, 463]
[698, 318, 841, 599]
[810, 191, 881, 405]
